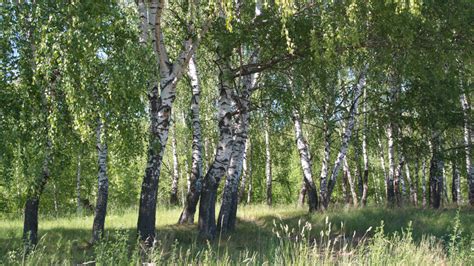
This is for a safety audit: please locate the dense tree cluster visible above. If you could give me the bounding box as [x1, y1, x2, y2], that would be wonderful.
[1, 0, 472, 250]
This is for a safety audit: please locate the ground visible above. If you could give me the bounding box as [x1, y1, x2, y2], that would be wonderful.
[1, 204, 473, 264]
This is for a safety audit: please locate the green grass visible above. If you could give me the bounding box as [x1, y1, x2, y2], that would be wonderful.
[1, 204, 473, 265]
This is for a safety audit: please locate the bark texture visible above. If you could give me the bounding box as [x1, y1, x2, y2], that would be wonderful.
[137, 0, 208, 245]
[265, 117, 273, 206]
[179, 54, 204, 224]
[460, 93, 473, 205]
[429, 136, 444, 209]
[452, 159, 461, 205]
[169, 123, 180, 206]
[238, 138, 251, 203]
[361, 87, 369, 206]
[92, 119, 108, 243]
[324, 66, 367, 208]
[217, 72, 253, 233]
[292, 109, 318, 212]
[198, 55, 234, 240]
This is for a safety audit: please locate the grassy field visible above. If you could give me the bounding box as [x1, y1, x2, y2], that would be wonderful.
[1, 204, 473, 265]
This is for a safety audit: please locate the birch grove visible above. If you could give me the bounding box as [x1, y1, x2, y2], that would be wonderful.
[2, 1, 472, 255]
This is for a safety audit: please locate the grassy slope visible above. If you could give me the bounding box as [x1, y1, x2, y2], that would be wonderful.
[1, 204, 473, 263]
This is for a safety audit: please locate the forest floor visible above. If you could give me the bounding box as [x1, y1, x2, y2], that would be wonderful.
[1, 204, 473, 264]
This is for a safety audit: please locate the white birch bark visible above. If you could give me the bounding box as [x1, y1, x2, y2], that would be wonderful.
[361, 86, 369, 206]
[319, 114, 331, 209]
[452, 159, 461, 205]
[265, 116, 272, 206]
[344, 157, 358, 206]
[170, 123, 179, 205]
[386, 124, 396, 206]
[324, 66, 367, 208]
[460, 93, 473, 205]
[377, 137, 388, 198]
[178, 55, 204, 223]
[92, 118, 108, 243]
[238, 138, 250, 203]
[405, 163, 414, 205]
[137, 0, 209, 244]
[198, 55, 235, 240]
[293, 109, 318, 212]
[422, 160, 427, 208]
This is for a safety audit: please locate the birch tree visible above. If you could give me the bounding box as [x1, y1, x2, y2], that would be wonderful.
[136, 0, 210, 244]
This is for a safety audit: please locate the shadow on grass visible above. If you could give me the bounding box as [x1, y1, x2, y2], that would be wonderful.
[1, 206, 472, 263]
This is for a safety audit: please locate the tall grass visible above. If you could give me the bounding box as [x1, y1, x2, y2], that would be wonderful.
[1, 205, 473, 265]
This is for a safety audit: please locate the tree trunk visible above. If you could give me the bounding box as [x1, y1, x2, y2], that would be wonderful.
[178, 54, 204, 223]
[429, 135, 444, 209]
[361, 88, 369, 206]
[452, 159, 461, 205]
[265, 117, 272, 206]
[386, 124, 396, 207]
[137, 0, 207, 244]
[217, 72, 254, 233]
[460, 93, 474, 205]
[238, 138, 250, 203]
[422, 160, 427, 208]
[405, 163, 414, 205]
[413, 161, 419, 206]
[377, 137, 388, 199]
[92, 118, 108, 243]
[324, 66, 367, 208]
[198, 56, 234, 240]
[319, 116, 331, 210]
[247, 158, 253, 204]
[344, 157, 358, 206]
[298, 182, 307, 207]
[170, 123, 180, 206]
[293, 110, 318, 212]
[394, 153, 404, 207]
[341, 168, 350, 205]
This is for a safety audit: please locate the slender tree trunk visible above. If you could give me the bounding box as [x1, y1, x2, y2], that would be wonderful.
[422, 160, 427, 208]
[319, 115, 331, 210]
[238, 138, 250, 203]
[298, 182, 307, 207]
[386, 124, 396, 207]
[377, 137, 388, 199]
[429, 135, 444, 209]
[405, 163, 414, 205]
[179, 54, 204, 224]
[52, 182, 59, 217]
[344, 157, 358, 206]
[293, 110, 318, 212]
[354, 131, 363, 200]
[23, 8, 52, 248]
[265, 117, 272, 206]
[413, 161, 419, 206]
[394, 153, 404, 207]
[198, 56, 234, 240]
[442, 165, 449, 204]
[170, 123, 180, 206]
[460, 93, 474, 205]
[361, 89, 369, 206]
[342, 168, 350, 205]
[452, 159, 461, 205]
[247, 158, 253, 204]
[92, 118, 108, 243]
[324, 66, 367, 208]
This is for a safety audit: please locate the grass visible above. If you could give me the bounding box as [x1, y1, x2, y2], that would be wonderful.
[1, 204, 473, 265]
